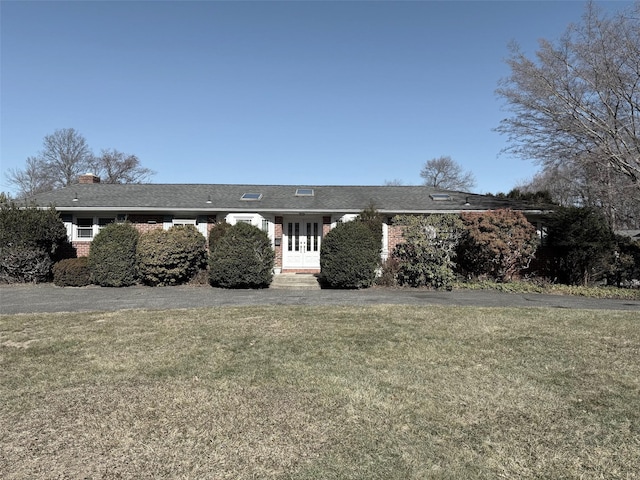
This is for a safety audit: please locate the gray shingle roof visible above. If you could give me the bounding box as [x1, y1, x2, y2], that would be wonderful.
[29, 183, 550, 214]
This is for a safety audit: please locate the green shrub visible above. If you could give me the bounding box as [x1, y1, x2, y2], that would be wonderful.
[208, 221, 232, 251]
[89, 222, 139, 287]
[0, 201, 68, 283]
[320, 220, 379, 289]
[137, 225, 207, 286]
[53, 257, 91, 287]
[209, 222, 274, 288]
[607, 236, 640, 287]
[542, 207, 615, 286]
[458, 209, 538, 282]
[392, 214, 464, 289]
[356, 205, 384, 248]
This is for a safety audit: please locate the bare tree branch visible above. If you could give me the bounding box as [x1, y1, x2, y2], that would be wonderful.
[95, 149, 155, 184]
[5, 157, 56, 198]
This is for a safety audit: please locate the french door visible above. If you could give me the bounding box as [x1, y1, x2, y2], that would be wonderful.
[282, 217, 322, 269]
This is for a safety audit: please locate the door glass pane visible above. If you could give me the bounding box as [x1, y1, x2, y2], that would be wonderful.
[287, 223, 293, 251]
[306, 223, 312, 251]
[294, 223, 300, 251]
[313, 223, 319, 251]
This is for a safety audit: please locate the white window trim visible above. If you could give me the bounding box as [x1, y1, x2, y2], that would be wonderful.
[172, 218, 197, 226]
[225, 213, 260, 226]
[73, 216, 115, 241]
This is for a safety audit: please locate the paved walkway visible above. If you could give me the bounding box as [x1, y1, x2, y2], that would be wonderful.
[1, 284, 639, 314]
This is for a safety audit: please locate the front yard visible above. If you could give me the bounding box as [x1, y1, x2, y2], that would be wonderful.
[1, 305, 639, 478]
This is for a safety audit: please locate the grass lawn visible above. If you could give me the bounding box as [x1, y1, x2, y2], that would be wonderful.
[1, 305, 639, 479]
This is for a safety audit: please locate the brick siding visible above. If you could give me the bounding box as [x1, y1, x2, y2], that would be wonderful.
[387, 224, 405, 255]
[274, 216, 283, 269]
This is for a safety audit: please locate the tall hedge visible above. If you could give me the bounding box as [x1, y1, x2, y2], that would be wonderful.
[209, 222, 274, 288]
[0, 200, 68, 283]
[89, 222, 139, 287]
[320, 220, 379, 289]
[137, 225, 207, 286]
[542, 206, 615, 285]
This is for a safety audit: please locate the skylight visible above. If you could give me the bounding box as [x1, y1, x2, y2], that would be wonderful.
[295, 188, 314, 196]
[241, 192, 263, 201]
[430, 193, 451, 201]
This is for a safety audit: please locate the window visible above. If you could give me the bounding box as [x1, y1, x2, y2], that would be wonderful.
[295, 188, 314, 196]
[76, 218, 94, 239]
[75, 217, 115, 240]
[261, 218, 269, 232]
[172, 218, 197, 226]
[98, 218, 115, 231]
[241, 192, 262, 201]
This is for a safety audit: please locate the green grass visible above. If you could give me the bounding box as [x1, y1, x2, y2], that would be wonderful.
[1, 305, 639, 479]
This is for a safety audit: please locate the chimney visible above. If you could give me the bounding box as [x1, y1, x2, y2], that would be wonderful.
[79, 173, 101, 184]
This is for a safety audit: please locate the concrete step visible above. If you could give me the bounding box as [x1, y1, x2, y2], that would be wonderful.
[270, 273, 321, 290]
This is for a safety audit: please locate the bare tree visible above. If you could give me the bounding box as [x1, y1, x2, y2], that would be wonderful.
[95, 149, 155, 184]
[5, 156, 56, 197]
[496, 1, 640, 189]
[420, 156, 476, 191]
[39, 128, 95, 189]
[6, 129, 155, 197]
[519, 162, 640, 229]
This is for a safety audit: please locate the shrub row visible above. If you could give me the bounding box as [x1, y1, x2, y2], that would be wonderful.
[52, 221, 276, 289]
[7, 200, 636, 289]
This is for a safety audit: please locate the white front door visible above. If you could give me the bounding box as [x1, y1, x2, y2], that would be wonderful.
[283, 217, 322, 269]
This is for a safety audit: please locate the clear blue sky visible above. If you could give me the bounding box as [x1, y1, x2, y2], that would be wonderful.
[0, 0, 632, 195]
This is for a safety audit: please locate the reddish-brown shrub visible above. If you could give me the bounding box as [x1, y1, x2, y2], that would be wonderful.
[458, 209, 538, 282]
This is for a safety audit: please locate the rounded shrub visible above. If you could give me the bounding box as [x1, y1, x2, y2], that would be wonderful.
[137, 225, 207, 286]
[392, 214, 464, 289]
[1, 201, 68, 283]
[320, 220, 380, 289]
[209, 222, 274, 288]
[89, 222, 139, 287]
[458, 209, 538, 282]
[53, 257, 91, 287]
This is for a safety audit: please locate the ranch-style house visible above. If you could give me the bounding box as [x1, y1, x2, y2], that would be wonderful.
[29, 174, 551, 273]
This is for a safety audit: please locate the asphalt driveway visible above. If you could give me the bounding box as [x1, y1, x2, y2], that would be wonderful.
[1, 284, 639, 314]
